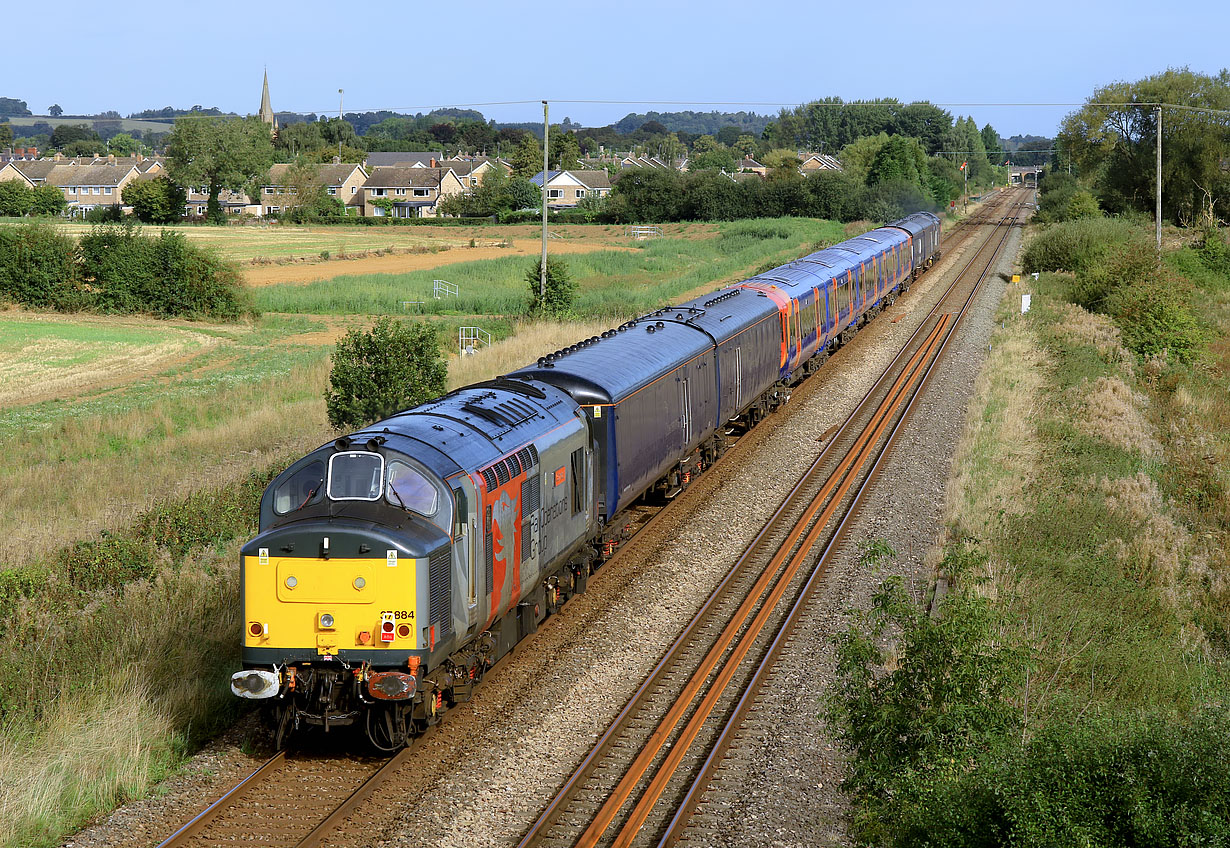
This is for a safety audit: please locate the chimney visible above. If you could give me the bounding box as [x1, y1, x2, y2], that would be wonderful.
[430, 158, 437, 168]
[54, 151, 63, 161]
[108, 153, 116, 164]
[332, 155, 340, 165]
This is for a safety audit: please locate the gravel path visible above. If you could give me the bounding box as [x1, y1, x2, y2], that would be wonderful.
[63, 206, 1021, 848]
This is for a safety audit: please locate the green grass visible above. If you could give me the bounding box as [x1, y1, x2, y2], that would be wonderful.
[252, 218, 845, 319]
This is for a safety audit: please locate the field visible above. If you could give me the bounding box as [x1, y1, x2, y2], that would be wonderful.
[2, 115, 178, 135]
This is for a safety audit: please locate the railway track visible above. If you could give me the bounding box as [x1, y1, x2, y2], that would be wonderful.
[517, 191, 1026, 848]
[150, 192, 1016, 848]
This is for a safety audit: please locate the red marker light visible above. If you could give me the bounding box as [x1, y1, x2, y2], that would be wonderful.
[380, 619, 395, 643]
[248, 622, 264, 637]
[397, 624, 410, 638]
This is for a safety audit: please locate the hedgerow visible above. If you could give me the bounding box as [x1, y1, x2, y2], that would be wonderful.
[0, 221, 253, 320]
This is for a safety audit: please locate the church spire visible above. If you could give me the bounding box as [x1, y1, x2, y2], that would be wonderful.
[259, 69, 277, 131]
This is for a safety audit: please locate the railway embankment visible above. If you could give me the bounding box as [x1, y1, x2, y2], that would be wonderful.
[824, 219, 1230, 842]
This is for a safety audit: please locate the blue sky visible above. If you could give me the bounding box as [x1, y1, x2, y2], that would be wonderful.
[7, 0, 1227, 140]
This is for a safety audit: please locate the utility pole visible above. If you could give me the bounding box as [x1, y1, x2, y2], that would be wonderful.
[541, 100, 549, 303]
[963, 161, 968, 214]
[1155, 104, 1163, 254]
[338, 89, 344, 162]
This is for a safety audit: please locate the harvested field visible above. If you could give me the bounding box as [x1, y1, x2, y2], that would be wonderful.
[0, 313, 223, 407]
[242, 239, 636, 287]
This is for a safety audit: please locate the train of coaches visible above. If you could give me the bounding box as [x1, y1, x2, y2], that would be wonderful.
[230, 212, 943, 750]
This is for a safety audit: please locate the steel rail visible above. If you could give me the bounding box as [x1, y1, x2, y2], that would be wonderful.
[154, 752, 288, 848]
[655, 199, 1026, 847]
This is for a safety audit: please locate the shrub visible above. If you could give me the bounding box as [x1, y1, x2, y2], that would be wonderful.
[0, 221, 79, 308]
[1104, 265, 1204, 363]
[828, 543, 1024, 840]
[1196, 225, 1230, 277]
[1022, 217, 1145, 275]
[1066, 189, 1101, 220]
[325, 316, 448, 430]
[78, 223, 252, 319]
[122, 176, 187, 224]
[525, 255, 576, 318]
[0, 179, 33, 217]
[84, 204, 124, 223]
[893, 710, 1230, 847]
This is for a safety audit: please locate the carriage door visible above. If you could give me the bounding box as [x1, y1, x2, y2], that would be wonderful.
[680, 377, 692, 447]
[734, 346, 743, 411]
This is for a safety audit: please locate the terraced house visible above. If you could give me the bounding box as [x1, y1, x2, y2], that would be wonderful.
[261, 162, 368, 216]
[359, 166, 465, 218]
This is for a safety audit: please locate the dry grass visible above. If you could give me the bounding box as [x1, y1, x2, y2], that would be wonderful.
[0, 555, 240, 848]
[939, 289, 1045, 594]
[1054, 302, 1133, 366]
[1096, 473, 1196, 612]
[446, 319, 618, 389]
[0, 357, 333, 567]
[1073, 375, 1161, 456]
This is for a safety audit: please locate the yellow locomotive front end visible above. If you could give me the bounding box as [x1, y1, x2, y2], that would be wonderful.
[232, 441, 466, 750]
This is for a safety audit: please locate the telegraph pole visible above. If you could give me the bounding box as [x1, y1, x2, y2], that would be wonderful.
[337, 89, 344, 162]
[1155, 104, 1163, 254]
[541, 100, 549, 302]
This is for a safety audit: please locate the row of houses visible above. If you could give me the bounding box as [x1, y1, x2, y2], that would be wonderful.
[0, 146, 834, 219]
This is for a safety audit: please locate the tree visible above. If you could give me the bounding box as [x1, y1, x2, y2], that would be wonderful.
[508, 177, 539, 210]
[29, 184, 67, 216]
[106, 132, 139, 156]
[551, 130, 581, 170]
[1058, 68, 1230, 223]
[325, 317, 447, 430]
[165, 116, 274, 224]
[0, 180, 33, 216]
[525, 256, 576, 317]
[0, 123, 12, 147]
[48, 104, 63, 117]
[122, 176, 186, 223]
[510, 134, 543, 178]
[0, 98, 31, 117]
[61, 140, 102, 157]
[50, 123, 99, 150]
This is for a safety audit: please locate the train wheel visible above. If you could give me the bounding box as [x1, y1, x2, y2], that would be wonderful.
[366, 704, 409, 752]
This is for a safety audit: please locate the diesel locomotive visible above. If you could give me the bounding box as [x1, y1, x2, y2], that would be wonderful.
[230, 212, 942, 750]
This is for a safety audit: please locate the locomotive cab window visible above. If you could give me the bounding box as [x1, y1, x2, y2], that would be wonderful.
[273, 460, 325, 514]
[327, 451, 385, 501]
[386, 460, 439, 516]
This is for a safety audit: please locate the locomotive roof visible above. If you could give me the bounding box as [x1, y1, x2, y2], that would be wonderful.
[886, 212, 941, 237]
[513, 318, 712, 405]
[640, 286, 779, 345]
[345, 377, 579, 481]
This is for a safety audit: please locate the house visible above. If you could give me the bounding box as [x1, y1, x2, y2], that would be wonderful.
[443, 157, 502, 189]
[45, 159, 141, 213]
[1, 159, 60, 186]
[799, 153, 842, 173]
[0, 146, 39, 164]
[0, 161, 36, 187]
[529, 170, 612, 208]
[261, 162, 368, 216]
[364, 151, 445, 169]
[359, 167, 465, 218]
[738, 158, 767, 176]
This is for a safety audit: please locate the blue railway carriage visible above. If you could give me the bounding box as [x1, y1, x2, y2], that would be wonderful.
[641, 286, 783, 431]
[515, 318, 719, 536]
[233, 377, 595, 749]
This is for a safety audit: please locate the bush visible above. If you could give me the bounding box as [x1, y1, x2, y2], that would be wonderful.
[1196, 225, 1230, 277]
[525, 255, 576, 317]
[78, 223, 252, 319]
[84, 204, 123, 223]
[1105, 264, 1204, 363]
[893, 710, 1230, 847]
[828, 543, 1024, 841]
[1022, 217, 1145, 275]
[0, 179, 33, 217]
[325, 316, 448, 430]
[122, 176, 187, 224]
[0, 222, 78, 308]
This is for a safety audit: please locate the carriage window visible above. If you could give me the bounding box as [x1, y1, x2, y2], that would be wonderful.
[386, 460, 439, 516]
[570, 447, 584, 515]
[273, 460, 325, 514]
[327, 451, 385, 501]
[835, 277, 850, 316]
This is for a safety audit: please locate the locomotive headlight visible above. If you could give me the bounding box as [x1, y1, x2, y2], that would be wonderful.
[319, 612, 335, 629]
[285, 575, 298, 589]
[353, 576, 366, 590]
